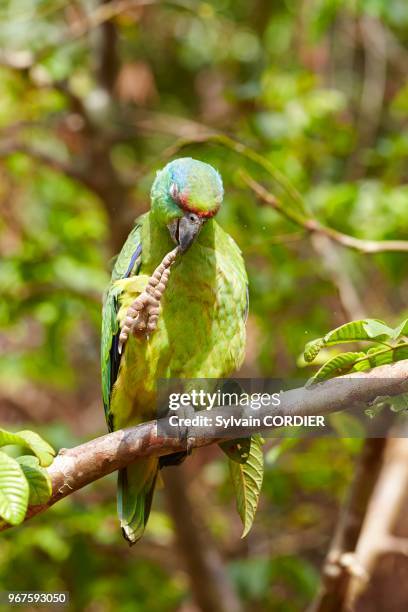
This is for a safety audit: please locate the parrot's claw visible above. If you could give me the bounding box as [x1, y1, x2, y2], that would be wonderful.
[118, 246, 180, 353]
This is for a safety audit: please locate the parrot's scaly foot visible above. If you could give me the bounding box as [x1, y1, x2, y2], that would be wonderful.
[118, 246, 180, 353]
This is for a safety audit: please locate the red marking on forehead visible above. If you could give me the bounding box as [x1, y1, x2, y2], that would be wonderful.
[177, 191, 219, 218]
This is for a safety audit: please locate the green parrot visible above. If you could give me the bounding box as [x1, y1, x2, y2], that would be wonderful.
[101, 157, 248, 544]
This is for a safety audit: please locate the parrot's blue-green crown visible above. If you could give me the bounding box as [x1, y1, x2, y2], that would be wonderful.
[151, 158, 223, 224]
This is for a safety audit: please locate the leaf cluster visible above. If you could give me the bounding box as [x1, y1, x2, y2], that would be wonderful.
[0, 428, 55, 526]
[304, 318, 408, 384]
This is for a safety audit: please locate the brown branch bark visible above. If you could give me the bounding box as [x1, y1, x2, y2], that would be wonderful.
[1, 359, 407, 532]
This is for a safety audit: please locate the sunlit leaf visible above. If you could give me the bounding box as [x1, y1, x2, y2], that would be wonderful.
[325, 319, 393, 343]
[391, 318, 408, 340]
[0, 429, 25, 448]
[15, 431, 55, 467]
[304, 338, 324, 363]
[353, 344, 408, 371]
[363, 320, 394, 339]
[0, 451, 29, 525]
[17, 456, 52, 505]
[0, 428, 55, 467]
[304, 320, 396, 364]
[308, 352, 366, 383]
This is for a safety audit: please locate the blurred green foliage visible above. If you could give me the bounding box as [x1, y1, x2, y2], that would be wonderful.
[0, 0, 406, 610]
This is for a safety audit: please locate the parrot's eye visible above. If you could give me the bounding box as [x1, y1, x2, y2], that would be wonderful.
[188, 213, 199, 223]
[169, 183, 179, 200]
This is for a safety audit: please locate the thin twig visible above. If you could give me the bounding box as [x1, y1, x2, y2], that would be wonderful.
[242, 172, 408, 255]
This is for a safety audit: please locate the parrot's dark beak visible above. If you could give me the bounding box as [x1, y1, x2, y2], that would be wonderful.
[168, 212, 204, 253]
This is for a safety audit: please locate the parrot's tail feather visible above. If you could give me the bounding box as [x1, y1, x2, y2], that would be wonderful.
[117, 457, 158, 545]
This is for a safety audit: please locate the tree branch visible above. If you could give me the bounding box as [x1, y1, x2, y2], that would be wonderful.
[242, 173, 408, 255]
[1, 359, 407, 532]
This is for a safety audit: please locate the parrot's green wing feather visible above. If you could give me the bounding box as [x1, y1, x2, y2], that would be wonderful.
[101, 216, 146, 430]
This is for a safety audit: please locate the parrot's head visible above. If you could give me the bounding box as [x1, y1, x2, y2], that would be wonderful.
[151, 157, 223, 252]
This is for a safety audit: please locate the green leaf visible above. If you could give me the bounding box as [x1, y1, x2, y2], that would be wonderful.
[229, 434, 264, 538]
[0, 429, 25, 447]
[353, 344, 408, 372]
[16, 456, 52, 505]
[324, 319, 392, 344]
[0, 451, 29, 525]
[363, 320, 394, 339]
[309, 343, 408, 383]
[308, 351, 366, 383]
[391, 318, 408, 340]
[304, 338, 324, 363]
[219, 437, 251, 464]
[303, 319, 394, 363]
[15, 431, 55, 467]
[328, 319, 393, 342]
[0, 428, 55, 467]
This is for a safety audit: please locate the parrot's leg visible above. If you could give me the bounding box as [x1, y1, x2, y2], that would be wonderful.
[118, 246, 180, 353]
